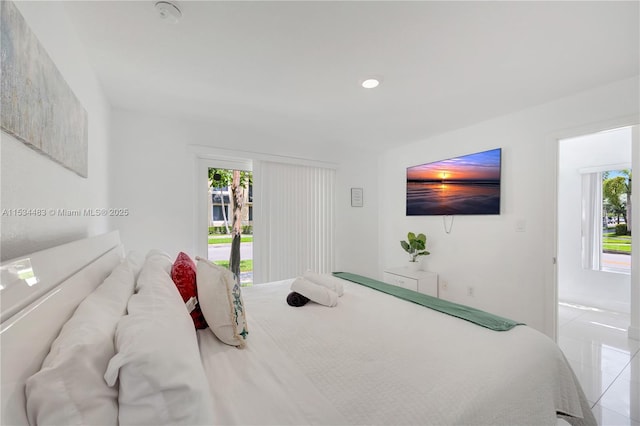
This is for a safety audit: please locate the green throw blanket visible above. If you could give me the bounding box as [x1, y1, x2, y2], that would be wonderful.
[332, 272, 523, 331]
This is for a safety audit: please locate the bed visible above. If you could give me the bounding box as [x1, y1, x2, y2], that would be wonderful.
[0, 232, 596, 426]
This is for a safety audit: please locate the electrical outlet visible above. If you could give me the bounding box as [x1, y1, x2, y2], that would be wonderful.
[467, 286, 474, 297]
[441, 280, 448, 291]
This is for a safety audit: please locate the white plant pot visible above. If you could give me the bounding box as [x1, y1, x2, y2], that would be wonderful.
[408, 260, 421, 271]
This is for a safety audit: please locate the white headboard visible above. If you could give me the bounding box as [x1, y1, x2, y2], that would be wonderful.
[0, 231, 123, 425]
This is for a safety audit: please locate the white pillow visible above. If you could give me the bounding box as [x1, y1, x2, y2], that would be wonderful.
[25, 255, 138, 426]
[195, 257, 249, 347]
[104, 251, 215, 426]
[126, 250, 145, 279]
[144, 248, 172, 262]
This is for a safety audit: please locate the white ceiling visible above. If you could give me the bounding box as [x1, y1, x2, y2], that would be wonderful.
[64, 1, 639, 156]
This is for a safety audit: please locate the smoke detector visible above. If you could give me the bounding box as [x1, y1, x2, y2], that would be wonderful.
[155, 1, 182, 24]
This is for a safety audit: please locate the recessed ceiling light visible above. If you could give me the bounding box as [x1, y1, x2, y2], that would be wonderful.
[361, 78, 380, 89]
[155, 1, 182, 24]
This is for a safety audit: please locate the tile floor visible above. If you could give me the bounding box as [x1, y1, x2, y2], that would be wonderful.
[558, 302, 640, 426]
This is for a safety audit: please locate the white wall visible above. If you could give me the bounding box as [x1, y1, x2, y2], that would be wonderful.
[1, 2, 111, 261]
[334, 154, 379, 276]
[558, 128, 631, 313]
[109, 110, 196, 257]
[377, 77, 639, 336]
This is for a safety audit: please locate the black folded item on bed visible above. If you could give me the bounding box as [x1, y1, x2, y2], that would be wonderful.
[286, 291, 310, 307]
[332, 272, 524, 331]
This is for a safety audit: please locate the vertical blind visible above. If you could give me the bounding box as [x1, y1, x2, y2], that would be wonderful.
[252, 160, 335, 283]
[581, 172, 602, 271]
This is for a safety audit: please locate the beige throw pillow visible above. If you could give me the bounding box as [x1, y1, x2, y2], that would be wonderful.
[195, 257, 248, 347]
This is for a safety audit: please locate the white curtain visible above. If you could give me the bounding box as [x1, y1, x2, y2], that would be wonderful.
[252, 161, 335, 283]
[581, 172, 602, 270]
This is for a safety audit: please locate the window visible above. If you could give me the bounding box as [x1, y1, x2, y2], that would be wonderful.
[582, 168, 632, 273]
[212, 191, 230, 204]
[601, 169, 632, 272]
[207, 168, 254, 285]
[212, 205, 229, 222]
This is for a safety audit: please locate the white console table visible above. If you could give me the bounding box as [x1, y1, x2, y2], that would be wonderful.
[382, 267, 438, 297]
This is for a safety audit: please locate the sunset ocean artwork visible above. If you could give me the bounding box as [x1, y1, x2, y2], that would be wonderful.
[406, 148, 501, 215]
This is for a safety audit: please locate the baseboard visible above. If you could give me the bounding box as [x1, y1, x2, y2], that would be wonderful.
[629, 325, 640, 341]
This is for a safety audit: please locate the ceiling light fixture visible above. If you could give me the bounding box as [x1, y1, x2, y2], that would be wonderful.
[155, 1, 182, 24]
[361, 78, 380, 89]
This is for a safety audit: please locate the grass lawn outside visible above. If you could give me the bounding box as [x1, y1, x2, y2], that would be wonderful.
[213, 259, 253, 272]
[602, 234, 632, 254]
[208, 235, 253, 244]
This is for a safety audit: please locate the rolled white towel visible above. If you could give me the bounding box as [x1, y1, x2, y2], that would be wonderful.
[291, 277, 338, 307]
[303, 271, 344, 297]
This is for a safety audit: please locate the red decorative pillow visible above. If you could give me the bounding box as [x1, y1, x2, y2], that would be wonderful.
[171, 252, 208, 329]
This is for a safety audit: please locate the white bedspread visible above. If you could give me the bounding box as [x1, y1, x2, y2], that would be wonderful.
[198, 279, 595, 425]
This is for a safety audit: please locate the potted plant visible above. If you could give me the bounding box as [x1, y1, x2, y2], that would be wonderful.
[400, 232, 430, 270]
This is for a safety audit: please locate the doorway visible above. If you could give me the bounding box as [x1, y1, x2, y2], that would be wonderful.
[557, 126, 632, 314]
[556, 126, 639, 421]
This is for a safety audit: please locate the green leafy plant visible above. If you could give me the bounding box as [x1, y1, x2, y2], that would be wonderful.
[615, 223, 628, 236]
[400, 232, 430, 262]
